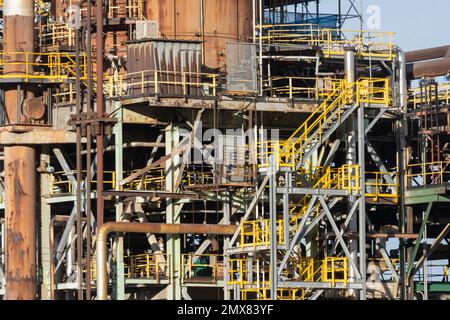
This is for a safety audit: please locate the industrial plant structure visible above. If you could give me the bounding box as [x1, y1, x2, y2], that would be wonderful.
[0, 0, 449, 300]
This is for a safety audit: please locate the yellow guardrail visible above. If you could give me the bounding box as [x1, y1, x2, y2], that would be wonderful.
[241, 288, 306, 301]
[263, 76, 343, 100]
[287, 164, 360, 222]
[257, 24, 394, 60]
[235, 256, 348, 300]
[185, 170, 215, 187]
[107, 0, 144, 19]
[297, 257, 348, 286]
[240, 219, 285, 248]
[182, 254, 223, 283]
[39, 22, 76, 47]
[257, 78, 390, 169]
[288, 166, 398, 222]
[365, 171, 399, 201]
[125, 168, 166, 191]
[125, 253, 169, 280]
[409, 82, 450, 109]
[0, 51, 87, 82]
[407, 161, 450, 186]
[48, 167, 218, 195]
[49, 170, 116, 195]
[106, 69, 219, 98]
[228, 259, 250, 286]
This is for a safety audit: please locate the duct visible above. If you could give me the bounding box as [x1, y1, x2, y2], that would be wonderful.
[96, 222, 237, 300]
[406, 58, 450, 80]
[405, 45, 450, 63]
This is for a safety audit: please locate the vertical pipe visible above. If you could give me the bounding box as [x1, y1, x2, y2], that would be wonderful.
[397, 51, 410, 300]
[357, 96, 367, 301]
[96, 0, 105, 228]
[200, 0, 205, 66]
[223, 191, 231, 300]
[423, 209, 428, 300]
[258, 0, 263, 96]
[3, 0, 37, 300]
[85, 0, 93, 300]
[344, 48, 358, 298]
[75, 25, 84, 301]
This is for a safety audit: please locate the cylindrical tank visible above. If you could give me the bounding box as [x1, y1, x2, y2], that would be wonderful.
[146, 0, 253, 70]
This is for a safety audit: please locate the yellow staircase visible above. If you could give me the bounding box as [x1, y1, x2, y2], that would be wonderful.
[258, 78, 389, 171]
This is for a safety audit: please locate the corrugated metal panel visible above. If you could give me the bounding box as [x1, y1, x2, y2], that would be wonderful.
[127, 39, 201, 96]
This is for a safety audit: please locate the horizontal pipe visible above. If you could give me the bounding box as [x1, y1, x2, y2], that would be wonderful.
[406, 57, 450, 79]
[96, 222, 237, 300]
[405, 45, 450, 63]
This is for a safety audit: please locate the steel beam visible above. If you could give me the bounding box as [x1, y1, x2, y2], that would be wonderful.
[406, 202, 433, 280]
[319, 196, 362, 280]
[228, 174, 270, 248]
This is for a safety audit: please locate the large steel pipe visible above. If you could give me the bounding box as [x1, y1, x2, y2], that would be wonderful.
[406, 57, 450, 80]
[405, 45, 450, 63]
[3, 0, 37, 300]
[96, 222, 237, 300]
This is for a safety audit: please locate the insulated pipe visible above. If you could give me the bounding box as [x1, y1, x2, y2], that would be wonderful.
[398, 52, 408, 111]
[344, 47, 358, 298]
[3, 0, 37, 300]
[96, 222, 237, 300]
[405, 45, 450, 63]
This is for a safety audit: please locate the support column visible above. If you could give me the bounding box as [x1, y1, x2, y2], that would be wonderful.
[397, 51, 412, 300]
[223, 192, 231, 300]
[113, 104, 125, 300]
[3, 0, 37, 300]
[40, 149, 52, 300]
[358, 103, 367, 300]
[269, 163, 278, 300]
[306, 151, 319, 259]
[165, 124, 182, 300]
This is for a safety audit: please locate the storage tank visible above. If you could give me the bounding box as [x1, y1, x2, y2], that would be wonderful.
[146, 0, 253, 70]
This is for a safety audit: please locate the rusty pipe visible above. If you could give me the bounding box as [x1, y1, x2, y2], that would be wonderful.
[96, 222, 237, 300]
[405, 45, 450, 63]
[406, 57, 450, 80]
[3, 0, 37, 300]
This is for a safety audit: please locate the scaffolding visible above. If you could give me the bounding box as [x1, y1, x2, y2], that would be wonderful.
[0, 0, 449, 302]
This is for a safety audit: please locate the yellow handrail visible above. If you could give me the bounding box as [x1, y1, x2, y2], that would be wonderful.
[256, 24, 394, 60]
[257, 78, 390, 170]
[106, 69, 219, 98]
[124, 253, 169, 280]
[181, 254, 223, 283]
[0, 51, 87, 82]
[409, 82, 450, 110]
[407, 161, 450, 186]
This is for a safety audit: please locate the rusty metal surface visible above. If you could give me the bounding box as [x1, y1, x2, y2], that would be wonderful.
[405, 45, 450, 63]
[3, 0, 37, 300]
[146, 0, 253, 69]
[4, 146, 37, 300]
[407, 57, 450, 79]
[96, 222, 237, 299]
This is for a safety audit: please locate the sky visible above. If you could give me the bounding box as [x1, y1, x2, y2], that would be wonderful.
[315, 0, 450, 51]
